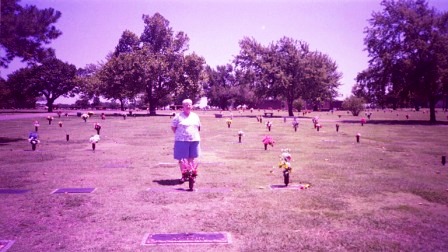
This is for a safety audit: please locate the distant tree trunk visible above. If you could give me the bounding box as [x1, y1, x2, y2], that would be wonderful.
[429, 96, 436, 123]
[119, 98, 125, 111]
[146, 85, 157, 115]
[46, 98, 56, 112]
[287, 99, 294, 116]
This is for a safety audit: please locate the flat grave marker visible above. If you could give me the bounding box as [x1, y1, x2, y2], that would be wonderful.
[51, 187, 96, 194]
[142, 232, 231, 245]
[269, 184, 310, 190]
[103, 162, 131, 169]
[0, 189, 29, 194]
[147, 187, 232, 193]
[157, 162, 177, 167]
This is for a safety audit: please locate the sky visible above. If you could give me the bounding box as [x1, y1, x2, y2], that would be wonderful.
[3, 0, 448, 103]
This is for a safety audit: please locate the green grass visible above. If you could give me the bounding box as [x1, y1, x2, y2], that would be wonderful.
[1, 108, 448, 251]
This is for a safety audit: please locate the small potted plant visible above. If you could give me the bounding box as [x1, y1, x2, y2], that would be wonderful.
[58, 121, 63, 127]
[356, 133, 361, 143]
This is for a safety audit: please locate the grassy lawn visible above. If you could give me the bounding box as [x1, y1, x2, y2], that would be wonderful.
[1, 108, 448, 251]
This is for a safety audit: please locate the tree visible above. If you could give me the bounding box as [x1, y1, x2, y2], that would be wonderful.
[358, 0, 448, 122]
[97, 13, 204, 114]
[203, 64, 237, 110]
[172, 52, 206, 105]
[0, 0, 61, 69]
[27, 58, 77, 112]
[235, 37, 341, 116]
[342, 96, 365, 116]
[97, 53, 140, 111]
[114, 30, 140, 57]
[0, 77, 12, 108]
[138, 13, 191, 114]
[5, 67, 39, 108]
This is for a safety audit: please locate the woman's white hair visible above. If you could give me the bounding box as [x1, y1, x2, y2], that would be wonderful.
[182, 99, 193, 105]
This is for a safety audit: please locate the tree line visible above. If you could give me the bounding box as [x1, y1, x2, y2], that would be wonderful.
[1, 0, 447, 122]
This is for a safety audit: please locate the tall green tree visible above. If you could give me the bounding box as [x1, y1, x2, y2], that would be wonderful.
[97, 53, 141, 111]
[235, 37, 341, 116]
[98, 13, 204, 114]
[138, 13, 191, 114]
[76, 64, 102, 101]
[5, 67, 38, 108]
[172, 52, 206, 105]
[28, 58, 77, 112]
[0, 0, 61, 69]
[356, 0, 448, 122]
[204, 64, 237, 110]
[342, 96, 365, 116]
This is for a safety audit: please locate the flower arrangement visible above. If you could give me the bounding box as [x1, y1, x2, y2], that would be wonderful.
[58, 121, 63, 127]
[312, 116, 319, 128]
[46, 116, 54, 125]
[316, 123, 322, 131]
[292, 120, 299, 131]
[278, 149, 292, 171]
[90, 134, 100, 143]
[356, 133, 361, 143]
[28, 132, 40, 151]
[266, 121, 272, 131]
[360, 118, 366, 126]
[262, 135, 275, 150]
[81, 113, 89, 122]
[238, 130, 244, 143]
[89, 134, 100, 150]
[180, 159, 198, 177]
[33, 121, 40, 132]
[94, 122, 101, 134]
[278, 148, 292, 186]
[226, 118, 232, 128]
[180, 159, 198, 190]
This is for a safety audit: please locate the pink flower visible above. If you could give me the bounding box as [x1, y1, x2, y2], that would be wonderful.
[262, 135, 275, 146]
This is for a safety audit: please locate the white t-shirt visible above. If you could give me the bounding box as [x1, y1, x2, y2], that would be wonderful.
[171, 112, 201, 141]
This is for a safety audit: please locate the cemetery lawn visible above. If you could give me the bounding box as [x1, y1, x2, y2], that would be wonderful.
[0, 109, 448, 251]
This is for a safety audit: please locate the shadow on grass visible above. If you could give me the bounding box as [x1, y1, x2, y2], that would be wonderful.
[153, 179, 183, 186]
[0, 137, 25, 145]
[341, 120, 448, 126]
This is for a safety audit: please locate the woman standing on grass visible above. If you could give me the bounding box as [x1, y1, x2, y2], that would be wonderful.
[171, 99, 201, 182]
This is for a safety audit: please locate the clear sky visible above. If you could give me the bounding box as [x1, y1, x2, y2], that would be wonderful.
[4, 0, 448, 101]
